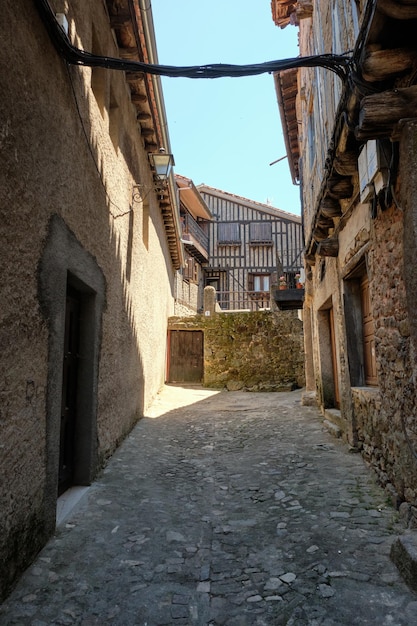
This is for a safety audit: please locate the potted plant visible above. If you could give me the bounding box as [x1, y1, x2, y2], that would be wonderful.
[279, 275, 287, 290]
[295, 273, 303, 289]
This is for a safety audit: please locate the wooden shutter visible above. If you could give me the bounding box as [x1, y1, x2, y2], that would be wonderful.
[218, 223, 240, 243]
[360, 275, 377, 385]
[249, 222, 272, 244]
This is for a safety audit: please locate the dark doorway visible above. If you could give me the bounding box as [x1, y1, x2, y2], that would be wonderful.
[59, 286, 81, 495]
[168, 330, 204, 383]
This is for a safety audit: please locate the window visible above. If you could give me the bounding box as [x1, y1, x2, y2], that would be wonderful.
[217, 223, 240, 244]
[249, 274, 270, 292]
[184, 256, 198, 283]
[344, 263, 377, 387]
[249, 222, 272, 244]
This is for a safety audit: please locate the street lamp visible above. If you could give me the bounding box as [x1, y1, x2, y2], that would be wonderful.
[132, 148, 175, 204]
[148, 148, 175, 182]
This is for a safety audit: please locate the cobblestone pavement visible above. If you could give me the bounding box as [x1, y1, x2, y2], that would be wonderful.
[2, 386, 417, 625]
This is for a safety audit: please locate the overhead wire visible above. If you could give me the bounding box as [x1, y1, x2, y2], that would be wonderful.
[34, 0, 352, 81]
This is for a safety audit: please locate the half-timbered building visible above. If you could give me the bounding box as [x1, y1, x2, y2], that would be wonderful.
[273, 0, 417, 514]
[198, 185, 303, 310]
[174, 175, 212, 315]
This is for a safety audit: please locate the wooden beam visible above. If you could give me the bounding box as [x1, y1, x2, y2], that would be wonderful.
[362, 47, 417, 82]
[356, 85, 417, 140]
[119, 47, 139, 61]
[333, 151, 358, 176]
[317, 216, 334, 229]
[377, 0, 417, 20]
[136, 112, 152, 121]
[327, 175, 354, 199]
[131, 93, 148, 105]
[317, 237, 339, 258]
[313, 226, 330, 242]
[140, 128, 155, 138]
[109, 14, 131, 28]
[126, 72, 145, 84]
[320, 197, 342, 218]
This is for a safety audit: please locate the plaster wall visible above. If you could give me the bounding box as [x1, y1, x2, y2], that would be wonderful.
[0, 0, 175, 598]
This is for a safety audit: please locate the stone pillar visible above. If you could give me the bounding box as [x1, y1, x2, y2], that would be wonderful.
[400, 120, 417, 367]
[203, 286, 217, 317]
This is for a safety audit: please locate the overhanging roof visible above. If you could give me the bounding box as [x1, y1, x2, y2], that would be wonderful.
[105, 0, 183, 269]
[176, 175, 212, 220]
[197, 184, 301, 223]
[274, 68, 300, 184]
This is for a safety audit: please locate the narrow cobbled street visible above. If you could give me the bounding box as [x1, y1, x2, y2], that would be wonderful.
[2, 386, 417, 626]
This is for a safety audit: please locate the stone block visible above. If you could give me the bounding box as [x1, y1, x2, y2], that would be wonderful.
[390, 534, 417, 592]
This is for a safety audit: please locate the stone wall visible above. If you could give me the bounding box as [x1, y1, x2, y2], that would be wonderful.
[364, 205, 417, 506]
[169, 310, 305, 391]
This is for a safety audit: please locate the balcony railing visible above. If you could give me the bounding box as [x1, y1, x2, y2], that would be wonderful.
[181, 214, 209, 259]
[216, 290, 270, 311]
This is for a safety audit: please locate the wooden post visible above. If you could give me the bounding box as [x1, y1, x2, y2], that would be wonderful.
[203, 286, 217, 317]
[356, 85, 417, 140]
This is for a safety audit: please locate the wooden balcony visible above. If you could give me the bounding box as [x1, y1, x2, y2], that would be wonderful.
[272, 286, 305, 310]
[181, 214, 209, 263]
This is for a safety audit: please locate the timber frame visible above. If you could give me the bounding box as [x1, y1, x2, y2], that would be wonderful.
[298, 0, 417, 267]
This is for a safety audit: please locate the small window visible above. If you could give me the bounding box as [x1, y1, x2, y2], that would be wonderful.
[344, 263, 377, 387]
[184, 256, 198, 283]
[249, 222, 272, 244]
[249, 274, 270, 292]
[217, 223, 240, 244]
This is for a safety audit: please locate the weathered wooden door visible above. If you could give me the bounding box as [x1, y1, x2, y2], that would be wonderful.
[168, 330, 204, 383]
[360, 275, 377, 385]
[329, 307, 340, 409]
[59, 287, 80, 495]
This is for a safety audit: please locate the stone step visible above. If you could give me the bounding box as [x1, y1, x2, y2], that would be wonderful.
[390, 533, 417, 592]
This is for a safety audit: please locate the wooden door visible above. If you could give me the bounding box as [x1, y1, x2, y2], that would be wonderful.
[168, 330, 204, 383]
[329, 307, 340, 409]
[360, 275, 377, 385]
[59, 287, 80, 495]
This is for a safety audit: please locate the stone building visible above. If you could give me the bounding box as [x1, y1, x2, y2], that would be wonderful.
[198, 185, 304, 311]
[273, 0, 417, 512]
[174, 175, 212, 316]
[0, 0, 182, 598]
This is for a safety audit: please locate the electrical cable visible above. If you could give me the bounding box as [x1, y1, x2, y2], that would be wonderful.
[34, 0, 352, 81]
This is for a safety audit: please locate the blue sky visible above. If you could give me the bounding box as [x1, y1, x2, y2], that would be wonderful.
[151, 1, 301, 215]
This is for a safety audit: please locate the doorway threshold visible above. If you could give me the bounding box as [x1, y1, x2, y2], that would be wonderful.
[56, 486, 90, 527]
